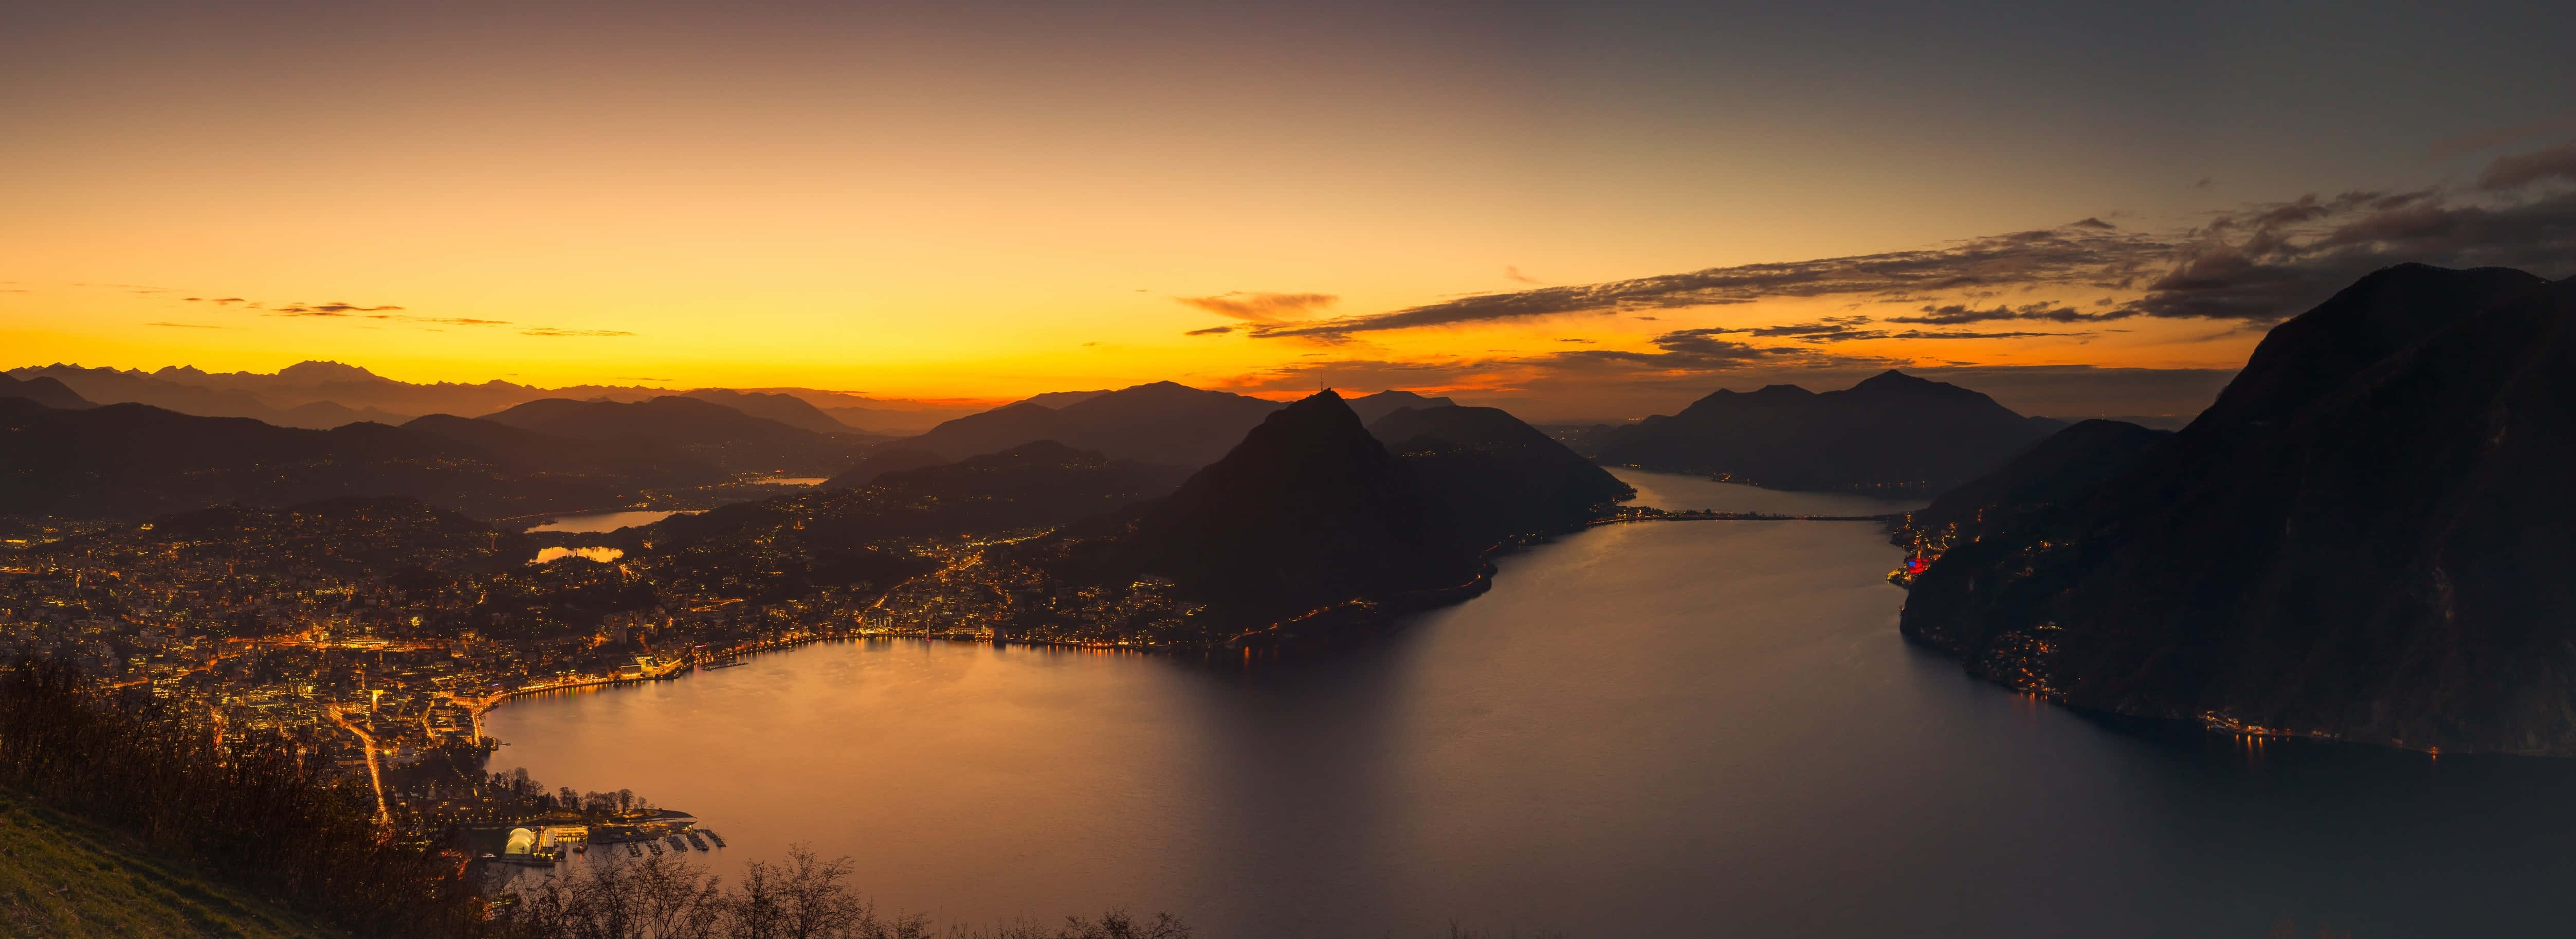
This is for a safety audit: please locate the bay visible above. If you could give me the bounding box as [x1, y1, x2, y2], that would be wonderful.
[483, 470, 2576, 937]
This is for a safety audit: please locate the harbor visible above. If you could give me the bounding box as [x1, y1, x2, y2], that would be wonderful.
[471, 808, 726, 868]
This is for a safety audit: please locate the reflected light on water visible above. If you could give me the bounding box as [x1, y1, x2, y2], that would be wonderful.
[532, 546, 624, 564]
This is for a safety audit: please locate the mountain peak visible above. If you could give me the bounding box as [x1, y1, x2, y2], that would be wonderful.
[1852, 369, 1933, 390]
[277, 360, 382, 383]
[1123, 386, 1468, 623]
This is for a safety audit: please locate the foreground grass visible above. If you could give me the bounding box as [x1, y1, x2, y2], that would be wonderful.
[0, 789, 347, 939]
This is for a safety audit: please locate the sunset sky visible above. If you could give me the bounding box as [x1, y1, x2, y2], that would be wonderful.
[6, 1, 2573, 420]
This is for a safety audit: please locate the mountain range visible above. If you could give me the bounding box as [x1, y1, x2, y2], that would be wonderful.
[0, 390, 880, 519]
[4, 361, 986, 434]
[1569, 370, 2062, 493]
[891, 382, 1452, 467]
[0, 398, 626, 520]
[471, 396, 881, 474]
[1001, 389, 1621, 644]
[0, 373, 91, 410]
[1898, 264, 2576, 755]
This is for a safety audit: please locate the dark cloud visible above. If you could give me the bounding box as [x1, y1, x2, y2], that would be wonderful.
[1183, 325, 1235, 336]
[1249, 222, 2162, 339]
[1648, 327, 1793, 360]
[1245, 143, 2576, 339]
[1889, 302, 2133, 324]
[174, 291, 517, 329]
[1887, 329, 2078, 339]
[1742, 315, 1884, 341]
[2431, 114, 2576, 160]
[270, 301, 405, 317]
[1505, 265, 1542, 285]
[521, 328, 634, 337]
[2133, 184, 2576, 320]
[1176, 291, 1338, 322]
[2474, 143, 2576, 191]
[1557, 337, 1594, 343]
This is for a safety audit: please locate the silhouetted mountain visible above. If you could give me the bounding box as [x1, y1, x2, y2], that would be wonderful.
[0, 374, 90, 409]
[6, 361, 988, 434]
[988, 391, 1637, 645]
[1369, 405, 1633, 543]
[1345, 390, 1457, 424]
[1901, 263, 2576, 754]
[1098, 390, 1481, 630]
[1585, 370, 2063, 493]
[0, 399, 627, 520]
[279, 400, 415, 428]
[900, 402, 1063, 461]
[1894, 419, 2169, 549]
[10, 365, 290, 422]
[821, 448, 949, 489]
[1016, 389, 1110, 409]
[898, 381, 1286, 466]
[400, 413, 728, 486]
[641, 441, 1189, 600]
[478, 396, 879, 474]
[677, 388, 853, 436]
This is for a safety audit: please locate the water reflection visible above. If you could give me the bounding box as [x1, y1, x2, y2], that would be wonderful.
[528, 510, 698, 533]
[482, 470, 2576, 938]
[532, 546, 624, 565]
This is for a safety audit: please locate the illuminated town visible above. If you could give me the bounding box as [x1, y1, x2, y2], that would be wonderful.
[0, 492, 1252, 844]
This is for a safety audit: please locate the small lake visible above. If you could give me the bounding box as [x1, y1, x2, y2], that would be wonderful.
[484, 471, 2576, 937]
[532, 547, 624, 565]
[526, 510, 699, 533]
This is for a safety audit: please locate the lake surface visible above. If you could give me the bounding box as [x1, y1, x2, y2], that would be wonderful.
[484, 471, 2576, 937]
[526, 510, 698, 533]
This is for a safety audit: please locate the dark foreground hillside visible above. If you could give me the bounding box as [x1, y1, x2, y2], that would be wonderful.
[0, 789, 346, 939]
[1901, 264, 2576, 754]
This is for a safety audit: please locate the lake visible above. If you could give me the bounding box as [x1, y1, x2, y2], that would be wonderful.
[526, 510, 699, 533]
[482, 470, 2576, 937]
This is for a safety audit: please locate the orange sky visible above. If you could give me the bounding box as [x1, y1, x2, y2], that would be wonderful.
[5, 2, 2569, 420]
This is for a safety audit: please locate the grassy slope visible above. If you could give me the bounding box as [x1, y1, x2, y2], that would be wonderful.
[0, 790, 348, 939]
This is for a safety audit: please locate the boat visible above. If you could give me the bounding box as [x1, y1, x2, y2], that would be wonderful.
[666, 835, 688, 852]
[686, 831, 709, 851]
[646, 841, 663, 856]
[703, 659, 748, 669]
[626, 843, 642, 857]
[702, 830, 727, 848]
